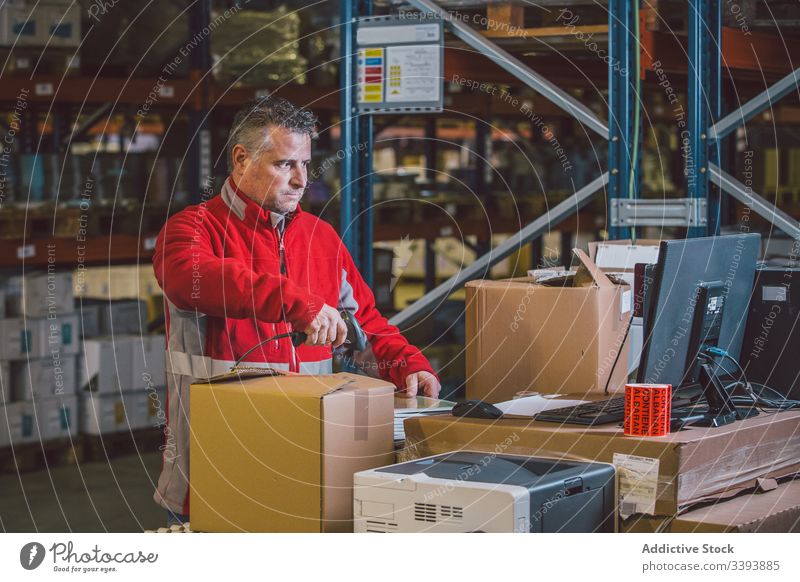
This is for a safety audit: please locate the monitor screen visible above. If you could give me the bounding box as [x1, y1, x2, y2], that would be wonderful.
[637, 234, 761, 388]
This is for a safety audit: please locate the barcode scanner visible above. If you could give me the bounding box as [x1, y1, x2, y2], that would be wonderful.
[233, 310, 367, 369]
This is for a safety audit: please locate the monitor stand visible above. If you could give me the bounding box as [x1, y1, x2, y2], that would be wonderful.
[689, 362, 758, 427]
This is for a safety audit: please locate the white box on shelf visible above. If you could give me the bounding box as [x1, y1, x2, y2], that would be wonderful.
[131, 334, 166, 390]
[79, 336, 136, 393]
[6, 272, 75, 318]
[11, 355, 77, 400]
[0, 401, 37, 447]
[36, 394, 78, 441]
[79, 390, 150, 435]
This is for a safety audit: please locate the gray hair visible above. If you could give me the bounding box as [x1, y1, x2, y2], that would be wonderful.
[226, 96, 318, 171]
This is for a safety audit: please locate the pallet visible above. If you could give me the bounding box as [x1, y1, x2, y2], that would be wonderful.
[0, 437, 83, 474]
[81, 427, 164, 463]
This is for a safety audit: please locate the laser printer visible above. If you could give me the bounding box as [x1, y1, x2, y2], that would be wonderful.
[353, 451, 616, 533]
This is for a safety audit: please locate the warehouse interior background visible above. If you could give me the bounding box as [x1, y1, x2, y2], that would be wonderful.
[1, 0, 799, 534]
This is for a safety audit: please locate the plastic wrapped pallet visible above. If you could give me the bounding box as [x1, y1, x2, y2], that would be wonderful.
[211, 6, 307, 87]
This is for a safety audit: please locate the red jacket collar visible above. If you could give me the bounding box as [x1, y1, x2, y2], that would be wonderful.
[225, 176, 302, 230]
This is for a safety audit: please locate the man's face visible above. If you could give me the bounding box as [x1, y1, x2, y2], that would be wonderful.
[231, 125, 311, 214]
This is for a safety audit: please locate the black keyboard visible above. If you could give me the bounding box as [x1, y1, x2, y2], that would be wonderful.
[535, 397, 628, 426]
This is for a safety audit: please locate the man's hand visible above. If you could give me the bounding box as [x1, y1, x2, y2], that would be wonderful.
[303, 304, 347, 347]
[401, 371, 441, 398]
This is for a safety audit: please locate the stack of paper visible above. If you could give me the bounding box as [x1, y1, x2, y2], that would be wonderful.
[394, 395, 455, 442]
[493, 394, 589, 417]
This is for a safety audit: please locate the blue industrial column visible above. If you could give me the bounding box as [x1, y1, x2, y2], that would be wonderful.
[687, 0, 721, 236]
[339, 0, 375, 285]
[608, 0, 641, 240]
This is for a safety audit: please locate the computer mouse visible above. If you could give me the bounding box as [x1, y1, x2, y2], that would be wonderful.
[452, 400, 504, 420]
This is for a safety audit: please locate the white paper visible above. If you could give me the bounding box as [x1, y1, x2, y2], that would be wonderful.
[612, 453, 660, 518]
[394, 396, 454, 441]
[385, 45, 440, 102]
[594, 243, 660, 270]
[493, 394, 590, 417]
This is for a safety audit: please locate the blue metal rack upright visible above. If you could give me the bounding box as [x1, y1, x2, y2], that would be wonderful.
[338, 0, 800, 329]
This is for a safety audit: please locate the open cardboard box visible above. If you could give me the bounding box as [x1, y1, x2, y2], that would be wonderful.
[190, 369, 395, 532]
[466, 249, 632, 402]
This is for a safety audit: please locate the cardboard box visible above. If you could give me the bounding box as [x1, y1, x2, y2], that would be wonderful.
[41, 2, 81, 48]
[0, 401, 36, 447]
[11, 355, 77, 400]
[75, 265, 161, 301]
[79, 336, 136, 393]
[5, 272, 75, 318]
[403, 410, 800, 517]
[130, 334, 166, 390]
[36, 394, 78, 441]
[190, 371, 395, 532]
[0, 359, 10, 402]
[588, 239, 661, 288]
[622, 478, 800, 533]
[0, 315, 79, 360]
[79, 389, 154, 435]
[77, 302, 101, 338]
[89, 299, 148, 335]
[0, 2, 41, 47]
[466, 249, 631, 402]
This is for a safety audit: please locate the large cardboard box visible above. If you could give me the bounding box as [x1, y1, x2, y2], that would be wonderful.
[79, 388, 164, 435]
[403, 410, 800, 517]
[36, 394, 78, 441]
[190, 371, 395, 532]
[87, 299, 148, 335]
[466, 249, 631, 402]
[622, 478, 800, 533]
[0, 315, 79, 360]
[11, 355, 77, 400]
[79, 336, 137, 393]
[77, 302, 101, 338]
[0, 401, 36, 447]
[75, 265, 161, 301]
[5, 272, 75, 317]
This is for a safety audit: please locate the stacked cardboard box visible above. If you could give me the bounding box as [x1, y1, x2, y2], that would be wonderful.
[0, 271, 168, 450]
[0, 271, 80, 447]
[78, 334, 166, 435]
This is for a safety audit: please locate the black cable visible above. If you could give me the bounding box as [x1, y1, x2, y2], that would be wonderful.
[232, 333, 295, 370]
[604, 315, 634, 396]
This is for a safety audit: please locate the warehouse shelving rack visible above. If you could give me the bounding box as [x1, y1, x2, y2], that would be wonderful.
[337, 0, 800, 329]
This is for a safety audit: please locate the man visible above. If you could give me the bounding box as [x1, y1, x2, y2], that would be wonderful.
[152, 96, 440, 524]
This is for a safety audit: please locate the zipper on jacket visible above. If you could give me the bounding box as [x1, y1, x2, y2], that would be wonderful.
[278, 229, 287, 276]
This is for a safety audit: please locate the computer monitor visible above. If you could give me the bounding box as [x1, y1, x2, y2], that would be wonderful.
[637, 233, 761, 390]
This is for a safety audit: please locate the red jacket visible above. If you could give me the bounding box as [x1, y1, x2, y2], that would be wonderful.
[152, 177, 435, 515]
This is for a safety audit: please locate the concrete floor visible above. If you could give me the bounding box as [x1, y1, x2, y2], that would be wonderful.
[0, 452, 165, 532]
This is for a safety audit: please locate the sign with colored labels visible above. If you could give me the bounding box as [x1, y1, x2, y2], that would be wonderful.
[355, 17, 443, 113]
